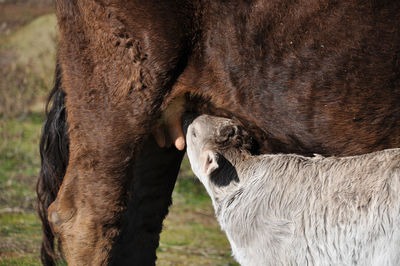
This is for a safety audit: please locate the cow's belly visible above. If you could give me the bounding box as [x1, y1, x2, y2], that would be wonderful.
[173, 0, 400, 156]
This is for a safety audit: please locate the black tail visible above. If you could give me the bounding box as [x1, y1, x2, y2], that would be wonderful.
[36, 62, 69, 266]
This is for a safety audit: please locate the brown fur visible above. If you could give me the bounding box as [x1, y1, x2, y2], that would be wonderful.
[38, 0, 400, 265]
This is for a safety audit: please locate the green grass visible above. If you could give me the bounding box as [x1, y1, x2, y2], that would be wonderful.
[0, 113, 44, 211]
[0, 213, 42, 265]
[0, 113, 43, 264]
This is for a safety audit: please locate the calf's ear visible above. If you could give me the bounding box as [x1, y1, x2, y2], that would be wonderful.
[203, 150, 219, 175]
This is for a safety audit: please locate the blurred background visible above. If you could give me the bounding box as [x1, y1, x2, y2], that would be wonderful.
[0, 1, 236, 265]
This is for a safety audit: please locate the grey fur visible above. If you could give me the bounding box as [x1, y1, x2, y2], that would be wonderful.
[186, 115, 400, 266]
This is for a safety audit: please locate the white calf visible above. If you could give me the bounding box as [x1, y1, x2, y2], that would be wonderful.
[186, 114, 400, 266]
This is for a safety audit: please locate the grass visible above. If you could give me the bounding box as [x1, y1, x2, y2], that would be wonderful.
[2, 13, 57, 87]
[0, 113, 44, 211]
[0, 13, 57, 116]
[0, 4, 237, 264]
[0, 213, 42, 265]
[0, 113, 43, 265]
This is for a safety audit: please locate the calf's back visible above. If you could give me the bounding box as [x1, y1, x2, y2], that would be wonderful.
[215, 149, 400, 265]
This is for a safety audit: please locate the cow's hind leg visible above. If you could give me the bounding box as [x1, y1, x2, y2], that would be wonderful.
[110, 136, 184, 264]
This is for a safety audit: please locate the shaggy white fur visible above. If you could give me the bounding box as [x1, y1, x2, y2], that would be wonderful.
[186, 115, 400, 266]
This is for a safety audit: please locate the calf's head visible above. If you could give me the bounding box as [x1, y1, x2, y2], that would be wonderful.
[186, 115, 253, 187]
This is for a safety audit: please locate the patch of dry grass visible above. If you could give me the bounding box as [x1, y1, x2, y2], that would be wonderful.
[0, 13, 57, 117]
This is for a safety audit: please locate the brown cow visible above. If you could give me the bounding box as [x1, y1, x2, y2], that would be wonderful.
[37, 0, 400, 265]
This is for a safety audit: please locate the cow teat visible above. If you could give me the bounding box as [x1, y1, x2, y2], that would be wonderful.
[153, 96, 186, 150]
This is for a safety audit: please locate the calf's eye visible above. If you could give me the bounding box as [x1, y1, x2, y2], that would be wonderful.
[192, 128, 197, 138]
